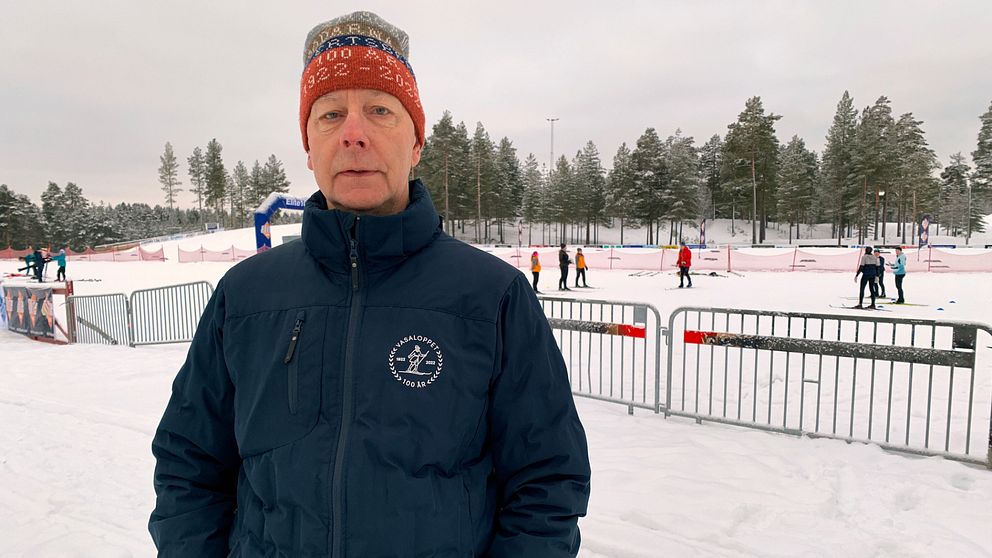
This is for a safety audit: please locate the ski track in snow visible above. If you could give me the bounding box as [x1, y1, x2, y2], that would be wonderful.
[2, 258, 992, 557]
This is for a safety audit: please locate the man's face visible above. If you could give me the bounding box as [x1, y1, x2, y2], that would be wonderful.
[306, 89, 422, 216]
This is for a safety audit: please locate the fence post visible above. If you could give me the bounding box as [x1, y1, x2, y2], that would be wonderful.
[126, 297, 136, 347]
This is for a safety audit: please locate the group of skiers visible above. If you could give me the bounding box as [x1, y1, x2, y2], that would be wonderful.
[16, 247, 67, 283]
[854, 246, 907, 309]
[530, 243, 589, 293]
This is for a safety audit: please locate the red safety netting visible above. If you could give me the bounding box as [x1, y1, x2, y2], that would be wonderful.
[178, 245, 255, 263]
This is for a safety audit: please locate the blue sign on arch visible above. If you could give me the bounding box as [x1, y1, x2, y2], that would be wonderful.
[254, 193, 307, 252]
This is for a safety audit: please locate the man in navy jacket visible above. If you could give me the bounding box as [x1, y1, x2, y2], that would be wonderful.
[149, 11, 590, 557]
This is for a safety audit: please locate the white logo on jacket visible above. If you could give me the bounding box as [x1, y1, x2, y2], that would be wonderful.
[389, 335, 444, 389]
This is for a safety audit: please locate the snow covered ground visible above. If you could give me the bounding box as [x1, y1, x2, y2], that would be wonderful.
[2, 244, 992, 556]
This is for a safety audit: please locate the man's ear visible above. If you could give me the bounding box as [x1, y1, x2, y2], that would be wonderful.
[307, 152, 314, 171]
[410, 141, 423, 168]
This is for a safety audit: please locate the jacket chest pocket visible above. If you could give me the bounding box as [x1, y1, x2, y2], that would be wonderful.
[226, 308, 325, 457]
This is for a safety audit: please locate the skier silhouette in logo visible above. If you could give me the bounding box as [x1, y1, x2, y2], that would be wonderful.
[403, 344, 430, 375]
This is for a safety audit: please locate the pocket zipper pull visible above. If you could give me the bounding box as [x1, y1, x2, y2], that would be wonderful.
[283, 315, 305, 363]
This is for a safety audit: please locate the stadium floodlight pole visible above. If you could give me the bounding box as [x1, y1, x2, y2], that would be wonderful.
[546, 117, 559, 174]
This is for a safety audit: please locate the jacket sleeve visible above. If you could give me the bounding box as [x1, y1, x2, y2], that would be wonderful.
[486, 275, 591, 558]
[149, 282, 240, 556]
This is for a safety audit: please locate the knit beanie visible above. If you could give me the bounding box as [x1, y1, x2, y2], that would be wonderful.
[299, 11, 425, 151]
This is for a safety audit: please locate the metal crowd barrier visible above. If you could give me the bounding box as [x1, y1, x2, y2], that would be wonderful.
[65, 293, 130, 345]
[539, 296, 664, 413]
[665, 307, 992, 467]
[131, 282, 213, 346]
[66, 281, 214, 347]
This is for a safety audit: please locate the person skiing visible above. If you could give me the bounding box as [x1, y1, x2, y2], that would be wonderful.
[51, 248, 67, 282]
[31, 247, 45, 282]
[854, 246, 879, 309]
[874, 247, 887, 298]
[530, 250, 542, 293]
[558, 243, 572, 291]
[889, 246, 907, 303]
[677, 241, 692, 288]
[574, 247, 588, 287]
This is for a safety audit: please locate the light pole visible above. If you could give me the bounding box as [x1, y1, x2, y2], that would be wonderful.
[546, 117, 559, 173]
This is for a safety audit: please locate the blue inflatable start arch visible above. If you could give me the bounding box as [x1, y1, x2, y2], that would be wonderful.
[254, 193, 307, 252]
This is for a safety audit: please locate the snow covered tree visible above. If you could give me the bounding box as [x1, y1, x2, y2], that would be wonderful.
[698, 134, 722, 220]
[187, 147, 206, 214]
[891, 112, 939, 243]
[493, 137, 523, 243]
[850, 96, 897, 243]
[520, 153, 545, 244]
[820, 91, 859, 244]
[419, 111, 459, 229]
[158, 142, 182, 214]
[231, 161, 251, 228]
[572, 141, 607, 244]
[662, 130, 700, 244]
[776, 136, 819, 242]
[606, 143, 636, 245]
[721, 96, 781, 244]
[469, 122, 497, 242]
[203, 138, 227, 215]
[630, 128, 669, 244]
[939, 153, 970, 237]
[263, 155, 290, 196]
[971, 100, 992, 215]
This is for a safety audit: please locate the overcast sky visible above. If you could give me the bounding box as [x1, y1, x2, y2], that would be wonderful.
[2, 0, 991, 207]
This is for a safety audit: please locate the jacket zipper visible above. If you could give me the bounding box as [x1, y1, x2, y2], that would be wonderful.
[284, 310, 305, 415]
[332, 217, 361, 557]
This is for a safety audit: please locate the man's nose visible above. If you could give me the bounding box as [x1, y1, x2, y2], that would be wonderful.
[340, 112, 370, 149]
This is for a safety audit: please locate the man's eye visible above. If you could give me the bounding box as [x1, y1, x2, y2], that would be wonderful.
[371, 106, 391, 116]
[322, 111, 342, 120]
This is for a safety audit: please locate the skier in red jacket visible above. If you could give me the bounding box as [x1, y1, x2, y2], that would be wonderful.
[677, 242, 692, 288]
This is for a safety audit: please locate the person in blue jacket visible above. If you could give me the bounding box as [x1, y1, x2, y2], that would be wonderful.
[149, 11, 590, 558]
[889, 246, 907, 303]
[51, 248, 67, 282]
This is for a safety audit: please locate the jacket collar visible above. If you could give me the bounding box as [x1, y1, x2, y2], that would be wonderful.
[301, 179, 441, 273]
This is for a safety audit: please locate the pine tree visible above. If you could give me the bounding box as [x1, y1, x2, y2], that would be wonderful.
[820, 91, 859, 244]
[469, 122, 497, 242]
[232, 161, 251, 227]
[263, 154, 290, 195]
[520, 154, 545, 244]
[939, 153, 970, 237]
[419, 111, 459, 228]
[606, 143, 636, 245]
[40, 182, 65, 248]
[662, 130, 701, 244]
[0, 185, 17, 247]
[721, 96, 781, 244]
[187, 147, 206, 214]
[776, 136, 819, 242]
[892, 112, 939, 243]
[203, 139, 227, 216]
[698, 134, 723, 220]
[158, 142, 183, 214]
[546, 155, 575, 244]
[851, 96, 897, 243]
[493, 137, 522, 243]
[249, 160, 266, 209]
[971, 100, 992, 216]
[629, 128, 669, 244]
[572, 141, 607, 244]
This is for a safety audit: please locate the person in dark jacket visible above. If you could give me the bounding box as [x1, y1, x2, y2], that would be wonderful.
[149, 11, 590, 558]
[854, 246, 879, 309]
[32, 248, 45, 282]
[558, 243, 572, 291]
[677, 242, 692, 288]
[874, 247, 887, 298]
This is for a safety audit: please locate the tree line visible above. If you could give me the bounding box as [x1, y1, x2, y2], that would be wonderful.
[416, 93, 992, 246]
[2, 94, 991, 250]
[0, 139, 294, 250]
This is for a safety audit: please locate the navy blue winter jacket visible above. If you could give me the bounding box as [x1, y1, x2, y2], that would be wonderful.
[149, 180, 591, 557]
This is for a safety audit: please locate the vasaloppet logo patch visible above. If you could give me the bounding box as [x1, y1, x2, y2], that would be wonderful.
[388, 335, 444, 389]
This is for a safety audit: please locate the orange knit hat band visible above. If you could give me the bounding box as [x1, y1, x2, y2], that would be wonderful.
[299, 14, 424, 152]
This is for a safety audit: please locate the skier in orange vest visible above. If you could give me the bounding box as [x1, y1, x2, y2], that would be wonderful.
[574, 248, 588, 287]
[530, 251, 542, 293]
